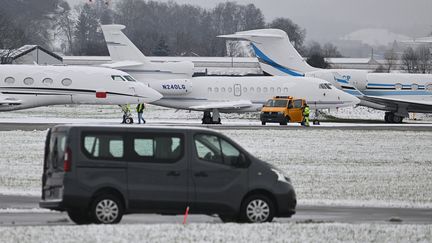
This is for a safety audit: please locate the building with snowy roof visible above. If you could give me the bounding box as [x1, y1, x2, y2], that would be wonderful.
[0, 45, 63, 65]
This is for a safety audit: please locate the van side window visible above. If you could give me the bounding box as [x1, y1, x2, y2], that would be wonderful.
[194, 134, 223, 164]
[131, 134, 183, 163]
[82, 134, 124, 160]
[194, 134, 242, 166]
[293, 99, 302, 108]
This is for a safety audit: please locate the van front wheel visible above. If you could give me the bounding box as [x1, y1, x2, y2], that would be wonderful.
[241, 194, 275, 223]
[67, 209, 92, 225]
[90, 194, 124, 224]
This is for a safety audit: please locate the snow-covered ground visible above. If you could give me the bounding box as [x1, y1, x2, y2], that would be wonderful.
[0, 105, 432, 207]
[0, 222, 431, 243]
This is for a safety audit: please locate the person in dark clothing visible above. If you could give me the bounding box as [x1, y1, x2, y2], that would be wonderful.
[136, 103, 146, 124]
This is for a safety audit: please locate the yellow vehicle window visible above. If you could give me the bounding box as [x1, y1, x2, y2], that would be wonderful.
[293, 100, 302, 108]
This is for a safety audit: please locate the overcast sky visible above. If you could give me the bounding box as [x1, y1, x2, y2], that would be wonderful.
[69, 0, 432, 42]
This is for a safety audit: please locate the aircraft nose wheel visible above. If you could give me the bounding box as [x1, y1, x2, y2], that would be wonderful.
[125, 117, 134, 124]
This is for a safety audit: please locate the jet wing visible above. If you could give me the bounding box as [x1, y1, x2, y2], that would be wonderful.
[0, 93, 22, 105]
[189, 100, 253, 110]
[360, 95, 432, 112]
[101, 61, 144, 69]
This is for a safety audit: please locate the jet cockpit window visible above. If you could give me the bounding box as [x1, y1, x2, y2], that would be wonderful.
[319, 83, 330, 89]
[111, 75, 125, 81]
[123, 76, 136, 82]
[4, 77, 15, 84]
[325, 83, 333, 89]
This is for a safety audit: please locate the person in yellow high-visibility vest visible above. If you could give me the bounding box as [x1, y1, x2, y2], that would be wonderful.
[303, 104, 310, 127]
[136, 103, 146, 124]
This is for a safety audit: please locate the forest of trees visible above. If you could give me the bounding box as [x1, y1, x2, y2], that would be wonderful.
[0, 0, 339, 59]
[0, 0, 430, 72]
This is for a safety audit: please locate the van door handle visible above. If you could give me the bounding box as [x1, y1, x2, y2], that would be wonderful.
[167, 171, 180, 177]
[194, 171, 208, 177]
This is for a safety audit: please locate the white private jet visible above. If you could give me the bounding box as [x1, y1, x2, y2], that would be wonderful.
[101, 24, 359, 124]
[0, 65, 162, 111]
[219, 29, 432, 123]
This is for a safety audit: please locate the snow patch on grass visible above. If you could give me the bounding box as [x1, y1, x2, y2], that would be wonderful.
[0, 223, 431, 243]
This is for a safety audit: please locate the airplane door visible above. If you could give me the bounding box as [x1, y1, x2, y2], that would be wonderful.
[234, 84, 241, 96]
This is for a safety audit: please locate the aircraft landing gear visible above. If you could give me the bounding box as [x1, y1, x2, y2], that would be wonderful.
[384, 112, 404, 123]
[202, 109, 221, 124]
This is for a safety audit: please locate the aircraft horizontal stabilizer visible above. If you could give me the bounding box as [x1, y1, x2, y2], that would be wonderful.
[189, 100, 253, 110]
[217, 32, 284, 40]
[101, 61, 143, 69]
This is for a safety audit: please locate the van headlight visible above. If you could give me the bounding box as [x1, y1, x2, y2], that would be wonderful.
[271, 169, 291, 184]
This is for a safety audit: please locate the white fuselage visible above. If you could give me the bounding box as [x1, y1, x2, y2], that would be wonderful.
[0, 65, 162, 111]
[129, 74, 359, 112]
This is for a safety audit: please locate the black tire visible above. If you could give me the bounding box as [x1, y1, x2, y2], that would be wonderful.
[393, 115, 403, 123]
[280, 117, 288, 125]
[90, 194, 124, 224]
[387, 113, 394, 123]
[261, 121, 266, 125]
[67, 209, 92, 225]
[125, 117, 133, 124]
[240, 194, 275, 223]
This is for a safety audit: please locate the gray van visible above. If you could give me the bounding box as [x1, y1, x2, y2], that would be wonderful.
[40, 125, 296, 224]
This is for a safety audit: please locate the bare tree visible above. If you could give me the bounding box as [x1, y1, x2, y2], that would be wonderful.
[401, 47, 418, 73]
[267, 17, 306, 54]
[384, 48, 398, 73]
[416, 45, 431, 73]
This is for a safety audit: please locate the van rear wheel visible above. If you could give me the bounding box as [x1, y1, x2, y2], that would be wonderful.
[90, 194, 124, 224]
[240, 194, 275, 223]
[67, 209, 92, 225]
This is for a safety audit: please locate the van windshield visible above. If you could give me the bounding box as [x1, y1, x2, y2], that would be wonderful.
[265, 99, 288, 107]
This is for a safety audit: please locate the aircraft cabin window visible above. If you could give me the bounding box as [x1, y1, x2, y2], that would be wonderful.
[221, 87, 226, 92]
[228, 87, 233, 93]
[250, 87, 255, 92]
[208, 87, 212, 93]
[257, 87, 261, 93]
[23, 77, 34, 85]
[277, 87, 281, 93]
[214, 87, 219, 93]
[243, 87, 247, 93]
[283, 88, 288, 93]
[123, 76, 136, 82]
[111, 75, 125, 81]
[395, 83, 402, 90]
[263, 87, 268, 93]
[62, 78, 72, 86]
[4, 77, 15, 84]
[270, 87, 275, 93]
[411, 83, 418, 91]
[42, 78, 53, 86]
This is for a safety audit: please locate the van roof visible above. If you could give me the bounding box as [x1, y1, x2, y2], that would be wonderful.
[51, 124, 217, 133]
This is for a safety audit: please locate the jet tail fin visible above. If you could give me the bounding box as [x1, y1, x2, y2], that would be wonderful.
[101, 24, 148, 63]
[218, 29, 317, 76]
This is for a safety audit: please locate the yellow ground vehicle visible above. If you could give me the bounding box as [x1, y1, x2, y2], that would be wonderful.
[260, 96, 306, 125]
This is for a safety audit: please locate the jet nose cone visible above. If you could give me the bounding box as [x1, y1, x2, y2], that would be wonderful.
[342, 91, 360, 106]
[135, 83, 163, 103]
[145, 87, 163, 103]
